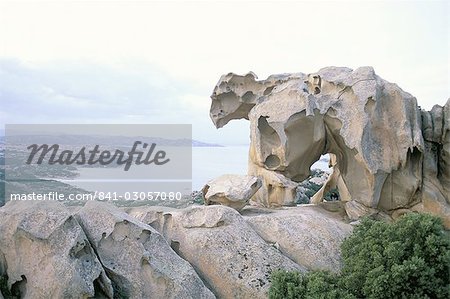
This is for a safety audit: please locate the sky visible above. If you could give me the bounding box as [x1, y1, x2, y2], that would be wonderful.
[0, 0, 448, 145]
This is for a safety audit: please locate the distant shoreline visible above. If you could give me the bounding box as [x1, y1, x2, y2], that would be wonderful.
[0, 134, 224, 148]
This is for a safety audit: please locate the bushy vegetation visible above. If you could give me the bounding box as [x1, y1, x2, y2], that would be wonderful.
[323, 187, 339, 201]
[304, 182, 322, 199]
[269, 213, 450, 299]
[295, 169, 328, 204]
[269, 270, 355, 299]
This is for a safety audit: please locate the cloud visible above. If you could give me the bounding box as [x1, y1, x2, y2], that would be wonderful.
[0, 1, 447, 144]
[0, 58, 251, 145]
[0, 59, 186, 121]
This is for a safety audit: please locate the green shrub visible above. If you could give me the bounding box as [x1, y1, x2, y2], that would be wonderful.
[323, 188, 339, 201]
[340, 212, 450, 299]
[304, 182, 322, 198]
[269, 212, 450, 299]
[269, 270, 355, 299]
[269, 270, 306, 299]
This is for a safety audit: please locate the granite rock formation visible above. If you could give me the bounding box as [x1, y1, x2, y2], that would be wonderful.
[76, 201, 215, 299]
[0, 201, 114, 298]
[244, 205, 352, 272]
[127, 205, 306, 299]
[210, 67, 449, 226]
[0, 201, 351, 298]
[0, 201, 214, 299]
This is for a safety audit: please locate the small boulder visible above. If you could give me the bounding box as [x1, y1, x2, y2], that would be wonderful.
[202, 174, 262, 211]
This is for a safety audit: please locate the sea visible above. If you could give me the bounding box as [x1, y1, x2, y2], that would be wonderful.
[63, 146, 330, 193]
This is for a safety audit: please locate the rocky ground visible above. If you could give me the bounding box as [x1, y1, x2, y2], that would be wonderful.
[0, 200, 352, 299]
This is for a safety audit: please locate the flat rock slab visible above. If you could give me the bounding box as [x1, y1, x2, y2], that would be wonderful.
[242, 205, 352, 272]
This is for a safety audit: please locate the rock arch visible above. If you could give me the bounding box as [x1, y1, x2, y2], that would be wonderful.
[210, 67, 449, 227]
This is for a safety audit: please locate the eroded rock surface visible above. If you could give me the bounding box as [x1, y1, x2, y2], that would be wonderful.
[0, 201, 215, 299]
[243, 205, 352, 272]
[202, 174, 262, 211]
[0, 200, 360, 297]
[210, 67, 450, 226]
[0, 201, 113, 299]
[76, 201, 215, 299]
[127, 205, 305, 299]
[210, 72, 296, 129]
[415, 99, 450, 227]
[248, 162, 298, 207]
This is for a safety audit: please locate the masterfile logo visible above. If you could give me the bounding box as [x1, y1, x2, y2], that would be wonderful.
[26, 141, 170, 171]
[4, 124, 192, 204]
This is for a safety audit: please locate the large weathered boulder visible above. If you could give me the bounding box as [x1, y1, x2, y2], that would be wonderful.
[243, 205, 352, 272]
[202, 174, 262, 211]
[210, 67, 449, 226]
[127, 205, 305, 299]
[76, 201, 215, 299]
[0, 201, 113, 298]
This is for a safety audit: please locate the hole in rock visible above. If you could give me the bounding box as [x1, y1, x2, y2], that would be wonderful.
[11, 275, 27, 298]
[323, 188, 340, 201]
[92, 275, 109, 298]
[170, 240, 180, 255]
[264, 155, 281, 169]
[138, 230, 151, 244]
[295, 155, 339, 205]
[263, 86, 275, 95]
[258, 116, 281, 159]
[242, 91, 256, 102]
[71, 240, 92, 259]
